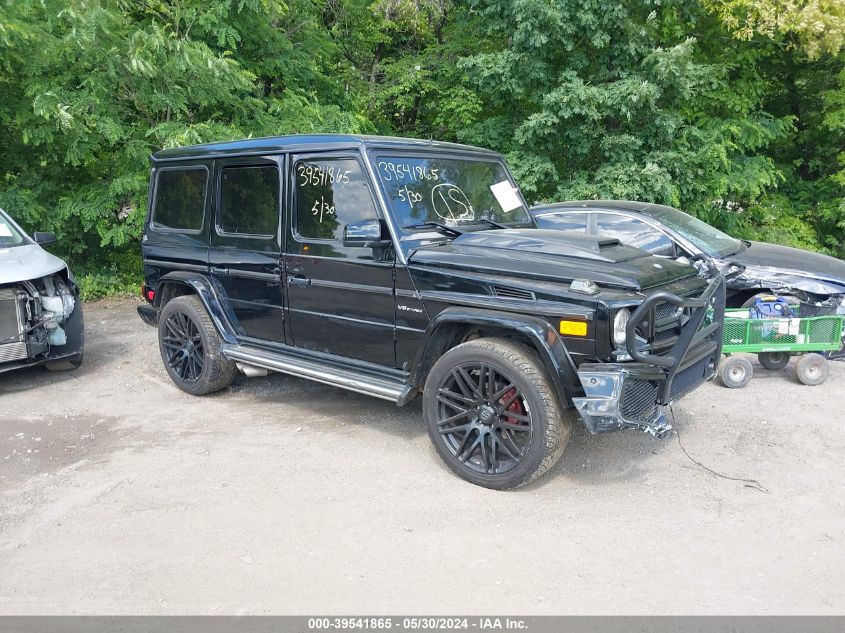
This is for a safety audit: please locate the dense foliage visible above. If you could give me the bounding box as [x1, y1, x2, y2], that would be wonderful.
[1, 0, 843, 297]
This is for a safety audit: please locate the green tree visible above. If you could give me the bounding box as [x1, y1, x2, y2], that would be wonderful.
[0, 0, 371, 294]
[2, 0, 844, 299]
[706, 0, 845, 60]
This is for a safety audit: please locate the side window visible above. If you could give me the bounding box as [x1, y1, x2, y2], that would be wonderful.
[219, 165, 280, 236]
[153, 168, 207, 231]
[295, 158, 378, 241]
[534, 211, 588, 233]
[595, 213, 675, 255]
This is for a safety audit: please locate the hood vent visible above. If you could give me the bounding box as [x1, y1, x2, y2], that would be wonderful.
[492, 286, 536, 301]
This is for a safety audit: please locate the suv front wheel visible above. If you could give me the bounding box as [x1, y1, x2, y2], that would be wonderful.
[158, 295, 235, 395]
[423, 338, 572, 490]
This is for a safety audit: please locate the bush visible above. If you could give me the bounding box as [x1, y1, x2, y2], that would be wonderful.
[76, 269, 142, 302]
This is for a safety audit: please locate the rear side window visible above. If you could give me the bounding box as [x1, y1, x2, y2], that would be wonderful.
[219, 165, 280, 236]
[294, 158, 378, 241]
[153, 168, 208, 231]
[533, 211, 588, 233]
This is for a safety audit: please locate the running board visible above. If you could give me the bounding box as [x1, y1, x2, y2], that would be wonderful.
[222, 344, 407, 402]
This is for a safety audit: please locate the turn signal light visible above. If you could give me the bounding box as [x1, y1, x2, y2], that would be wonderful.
[559, 320, 587, 336]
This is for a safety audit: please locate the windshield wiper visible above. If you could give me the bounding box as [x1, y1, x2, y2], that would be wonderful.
[402, 222, 463, 237]
[468, 218, 507, 230]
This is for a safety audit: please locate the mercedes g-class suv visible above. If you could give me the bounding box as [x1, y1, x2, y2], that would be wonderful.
[137, 135, 725, 489]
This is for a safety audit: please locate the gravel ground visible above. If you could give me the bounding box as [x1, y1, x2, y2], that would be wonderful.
[0, 298, 843, 615]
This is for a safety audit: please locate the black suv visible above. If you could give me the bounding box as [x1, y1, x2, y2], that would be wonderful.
[137, 135, 726, 489]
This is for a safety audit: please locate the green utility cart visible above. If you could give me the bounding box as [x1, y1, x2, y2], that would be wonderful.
[717, 308, 844, 388]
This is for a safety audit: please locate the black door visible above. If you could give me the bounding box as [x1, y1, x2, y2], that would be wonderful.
[143, 163, 211, 276]
[284, 153, 396, 366]
[209, 156, 286, 343]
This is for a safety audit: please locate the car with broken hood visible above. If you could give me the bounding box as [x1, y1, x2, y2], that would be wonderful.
[530, 200, 845, 313]
[0, 208, 84, 374]
[137, 135, 725, 489]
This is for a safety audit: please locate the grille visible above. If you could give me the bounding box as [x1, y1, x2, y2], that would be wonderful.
[644, 301, 684, 349]
[668, 355, 714, 402]
[0, 287, 25, 343]
[653, 328, 678, 343]
[492, 286, 536, 301]
[655, 302, 678, 321]
[620, 378, 660, 422]
[0, 342, 28, 363]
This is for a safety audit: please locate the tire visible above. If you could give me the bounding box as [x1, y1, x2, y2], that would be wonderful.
[758, 351, 790, 371]
[717, 356, 753, 389]
[45, 352, 83, 372]
[794, 353, 829, 386]
[422, 337, 573, 490]
[158, 295, 235, 395]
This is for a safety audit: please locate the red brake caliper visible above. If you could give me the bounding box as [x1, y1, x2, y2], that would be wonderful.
[500, 388, 526, 427]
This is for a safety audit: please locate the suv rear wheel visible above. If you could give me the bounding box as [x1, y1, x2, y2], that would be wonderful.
[158, 295, 235, 395]
[423, 337, 572, 490]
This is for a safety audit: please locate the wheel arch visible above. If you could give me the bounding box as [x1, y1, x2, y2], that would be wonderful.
[730, 288, 770, 309]
[406, 307, 582, 408]
[153, 272, 239, 345]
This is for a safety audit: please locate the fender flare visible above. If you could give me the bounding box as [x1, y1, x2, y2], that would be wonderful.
[406, 306, 583, 408]
[154, 271, 240, 345]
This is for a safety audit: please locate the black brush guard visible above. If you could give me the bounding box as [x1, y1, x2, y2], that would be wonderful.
[572, 275, 726, 435]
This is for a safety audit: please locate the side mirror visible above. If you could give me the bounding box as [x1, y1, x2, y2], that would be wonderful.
[33, 231, 57, 246]
[342, 219, 390, 248]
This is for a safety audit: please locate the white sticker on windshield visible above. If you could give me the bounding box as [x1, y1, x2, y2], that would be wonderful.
[490, 180, 522, 213]
[0, 224, 12, 237]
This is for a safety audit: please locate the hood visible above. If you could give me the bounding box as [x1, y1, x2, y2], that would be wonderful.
[0, 244, 67, 285]
[408, 229, 697, 290]
[726, 241, 845, 296]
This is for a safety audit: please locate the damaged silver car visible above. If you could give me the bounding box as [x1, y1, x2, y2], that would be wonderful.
[530, 200, 845, 314]
[0, 208, 84, 374]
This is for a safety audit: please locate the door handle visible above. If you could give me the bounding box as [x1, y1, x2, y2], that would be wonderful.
[211, 267, 229, 275]
[287, 276, 311, 288]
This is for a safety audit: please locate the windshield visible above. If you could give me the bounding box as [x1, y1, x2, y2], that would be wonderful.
[646, 206, 743, 258]
[0, 209, 28, 248]
[373, 154, 533, 237]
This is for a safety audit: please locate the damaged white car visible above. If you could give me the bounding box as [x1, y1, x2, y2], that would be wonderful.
[0, 208, 84, 374]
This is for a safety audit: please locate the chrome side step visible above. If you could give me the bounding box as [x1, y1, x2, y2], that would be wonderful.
[222, 344, 407, 402]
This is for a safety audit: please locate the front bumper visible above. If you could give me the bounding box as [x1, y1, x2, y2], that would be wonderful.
[0, 294, 84, 374]
[573, 275, 726, 435]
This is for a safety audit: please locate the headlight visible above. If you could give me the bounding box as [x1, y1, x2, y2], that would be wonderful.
[613, 308, 630, 348]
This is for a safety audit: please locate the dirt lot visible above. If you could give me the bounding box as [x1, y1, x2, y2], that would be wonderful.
[0, 299, 843, 615]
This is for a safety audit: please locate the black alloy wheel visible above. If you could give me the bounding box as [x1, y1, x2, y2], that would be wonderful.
[162, 310, 205, 383]
[435, 361, 533, 476]
[423, 338, 571, 489]
[157, 295, 235, 395]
